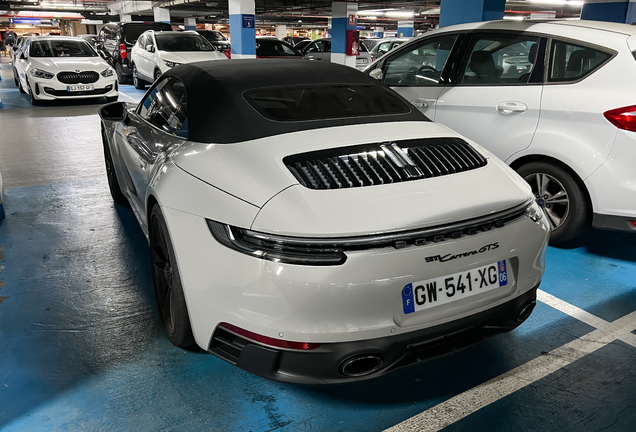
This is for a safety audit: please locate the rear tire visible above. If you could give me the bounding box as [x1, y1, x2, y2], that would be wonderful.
[18, 77, 26, 94]
[149, 204, 195, 348]
[132, 65, 146, 90]
[13, 68, 19, 86]
[154, 69, 162, 82]
[517, 161, 588, 244]
[115, 63, 130, 84]
[101, 127, 130, 208]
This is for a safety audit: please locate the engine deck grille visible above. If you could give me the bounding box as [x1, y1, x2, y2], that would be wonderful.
[284, 138, 487, 190]
[57, 71, 99, 84]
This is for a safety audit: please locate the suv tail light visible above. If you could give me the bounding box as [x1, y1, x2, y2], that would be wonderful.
[603, 105, 636, 132]
[119, 43, 127, 59]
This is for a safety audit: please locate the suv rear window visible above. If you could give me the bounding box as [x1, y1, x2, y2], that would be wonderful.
[123, 23, 171, 43]
[245, 84, 411, 121]
[548, 40, 612, 82]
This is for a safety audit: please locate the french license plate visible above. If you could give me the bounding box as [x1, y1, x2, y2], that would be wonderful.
[402, 260, 508, 314]
[67, 85, 94, 92]
[357, 58, 369, 64]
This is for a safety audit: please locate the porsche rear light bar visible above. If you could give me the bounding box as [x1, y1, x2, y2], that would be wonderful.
[603, 105, 636, 132]
[119, 43, 127, 59]
[219, 323, 321, 350]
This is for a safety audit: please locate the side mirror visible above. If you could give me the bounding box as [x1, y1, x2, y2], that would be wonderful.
[20, 53, 27, 60]
[369, 68, 383, 80]
[99, 101, 128, 122]
[147, 45, 155, 53]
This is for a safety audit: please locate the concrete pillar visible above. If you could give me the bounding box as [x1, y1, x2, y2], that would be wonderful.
[275, 24, 287, 39]
[154, 7, 171, 24]
[373, 27, 384, 38]
[397, 20, 414, 38]
[331, 1, 358, 68]
[439, 0, 505, 27]
[121, 14, 132, 22]
[229, 0, 256, 58]
[184, 17, 196, 30]
[581, 0, 636, 24]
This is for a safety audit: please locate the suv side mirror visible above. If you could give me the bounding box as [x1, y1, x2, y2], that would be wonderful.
[146, 45, 155, 53]
[99, 101, 129, 122]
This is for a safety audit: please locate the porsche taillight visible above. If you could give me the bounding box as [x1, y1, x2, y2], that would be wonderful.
[603, 105, 636, 132]
[119, 43, 127, 59]
[219, 323, 321, 350]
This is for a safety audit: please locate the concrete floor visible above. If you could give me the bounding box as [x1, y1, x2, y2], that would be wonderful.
[1, 58, 636, 432]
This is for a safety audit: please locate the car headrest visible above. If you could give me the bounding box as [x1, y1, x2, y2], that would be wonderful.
[469, 51, 497, 75]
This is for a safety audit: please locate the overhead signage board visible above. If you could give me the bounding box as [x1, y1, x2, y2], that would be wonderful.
[10, 18, 42, 25]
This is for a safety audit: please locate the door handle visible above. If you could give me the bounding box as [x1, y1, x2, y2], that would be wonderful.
[497, 101, 527, 115]
[409, 98, 435, 109]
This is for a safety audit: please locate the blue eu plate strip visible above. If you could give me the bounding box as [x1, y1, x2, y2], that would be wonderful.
[402, 283, 415, 315]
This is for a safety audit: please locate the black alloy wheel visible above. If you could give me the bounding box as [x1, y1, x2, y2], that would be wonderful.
[132, 65, 145, 90]
[101, 127, 130, 207]
[517, 161, 588, 244]
[149, 205, 195, 348]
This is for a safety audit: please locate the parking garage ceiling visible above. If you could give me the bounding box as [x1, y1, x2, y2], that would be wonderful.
[0, 0, 583, 28]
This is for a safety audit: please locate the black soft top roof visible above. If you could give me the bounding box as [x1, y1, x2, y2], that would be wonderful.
[161, 59, 428, 144]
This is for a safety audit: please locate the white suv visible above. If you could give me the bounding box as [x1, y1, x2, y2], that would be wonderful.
[366, 20, 636, 243]
[130, 30, 226, 89]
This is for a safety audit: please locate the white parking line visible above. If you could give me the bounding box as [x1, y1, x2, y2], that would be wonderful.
[117, 90, 141, 103]
[384, 289, 636, 432]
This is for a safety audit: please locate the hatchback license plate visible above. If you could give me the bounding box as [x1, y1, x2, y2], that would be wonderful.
[357, 58, 369, 64]
[402, 260, 508, 314]
[67, 85, 94, 92]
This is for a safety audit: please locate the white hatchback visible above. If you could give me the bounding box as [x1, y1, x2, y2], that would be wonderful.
[130, 30, 226, 89]
[366, 19, 636, 243]
[13, 36, 118, 105]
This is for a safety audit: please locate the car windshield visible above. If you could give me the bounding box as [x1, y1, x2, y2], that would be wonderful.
[30, 40, 96, 57]
[155, 34, 215, 51]
[245, 84, 411, 121]
[199, 31, 227, 41]
[256, 39, 301, 56]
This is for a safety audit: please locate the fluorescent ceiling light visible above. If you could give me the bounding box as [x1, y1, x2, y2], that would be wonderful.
[526, 0, 583, 5]
[504, 15, 525, 20]
[385, 11, 414, 18]
[357, 10, 384, 16]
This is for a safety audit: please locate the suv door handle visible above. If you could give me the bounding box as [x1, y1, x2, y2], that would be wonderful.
[497, 101, 527, 115]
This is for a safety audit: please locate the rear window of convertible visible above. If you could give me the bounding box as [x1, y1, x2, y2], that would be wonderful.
[244, 84, 411, 122]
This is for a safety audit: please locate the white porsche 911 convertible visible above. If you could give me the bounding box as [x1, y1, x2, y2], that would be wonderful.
[99, 60, 549, 384]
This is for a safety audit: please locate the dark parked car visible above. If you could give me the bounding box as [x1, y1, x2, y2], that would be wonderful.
[255, 37, 303, 58]
[282, 36, 309, 46]
[98, 21, 172, 83]
[195, 30, 230, 52]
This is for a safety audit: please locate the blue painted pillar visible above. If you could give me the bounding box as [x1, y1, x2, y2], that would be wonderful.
[397, 19, 414, 38]
[373, 27, 384, 38]
[581, 0, 636, 24]
[184, 18, 196, 31]
[439, 0, 505, 27]
[331, 1, 358, 68]
[229, 0, 256, 58]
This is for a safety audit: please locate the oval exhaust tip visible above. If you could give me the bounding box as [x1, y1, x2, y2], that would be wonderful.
[517, 300, 536, 322]
[340, 355, 383, 377]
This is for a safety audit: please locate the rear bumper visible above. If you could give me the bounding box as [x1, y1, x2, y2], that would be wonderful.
[209, 286, 538, 384]
[592, 213, 636, 232]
